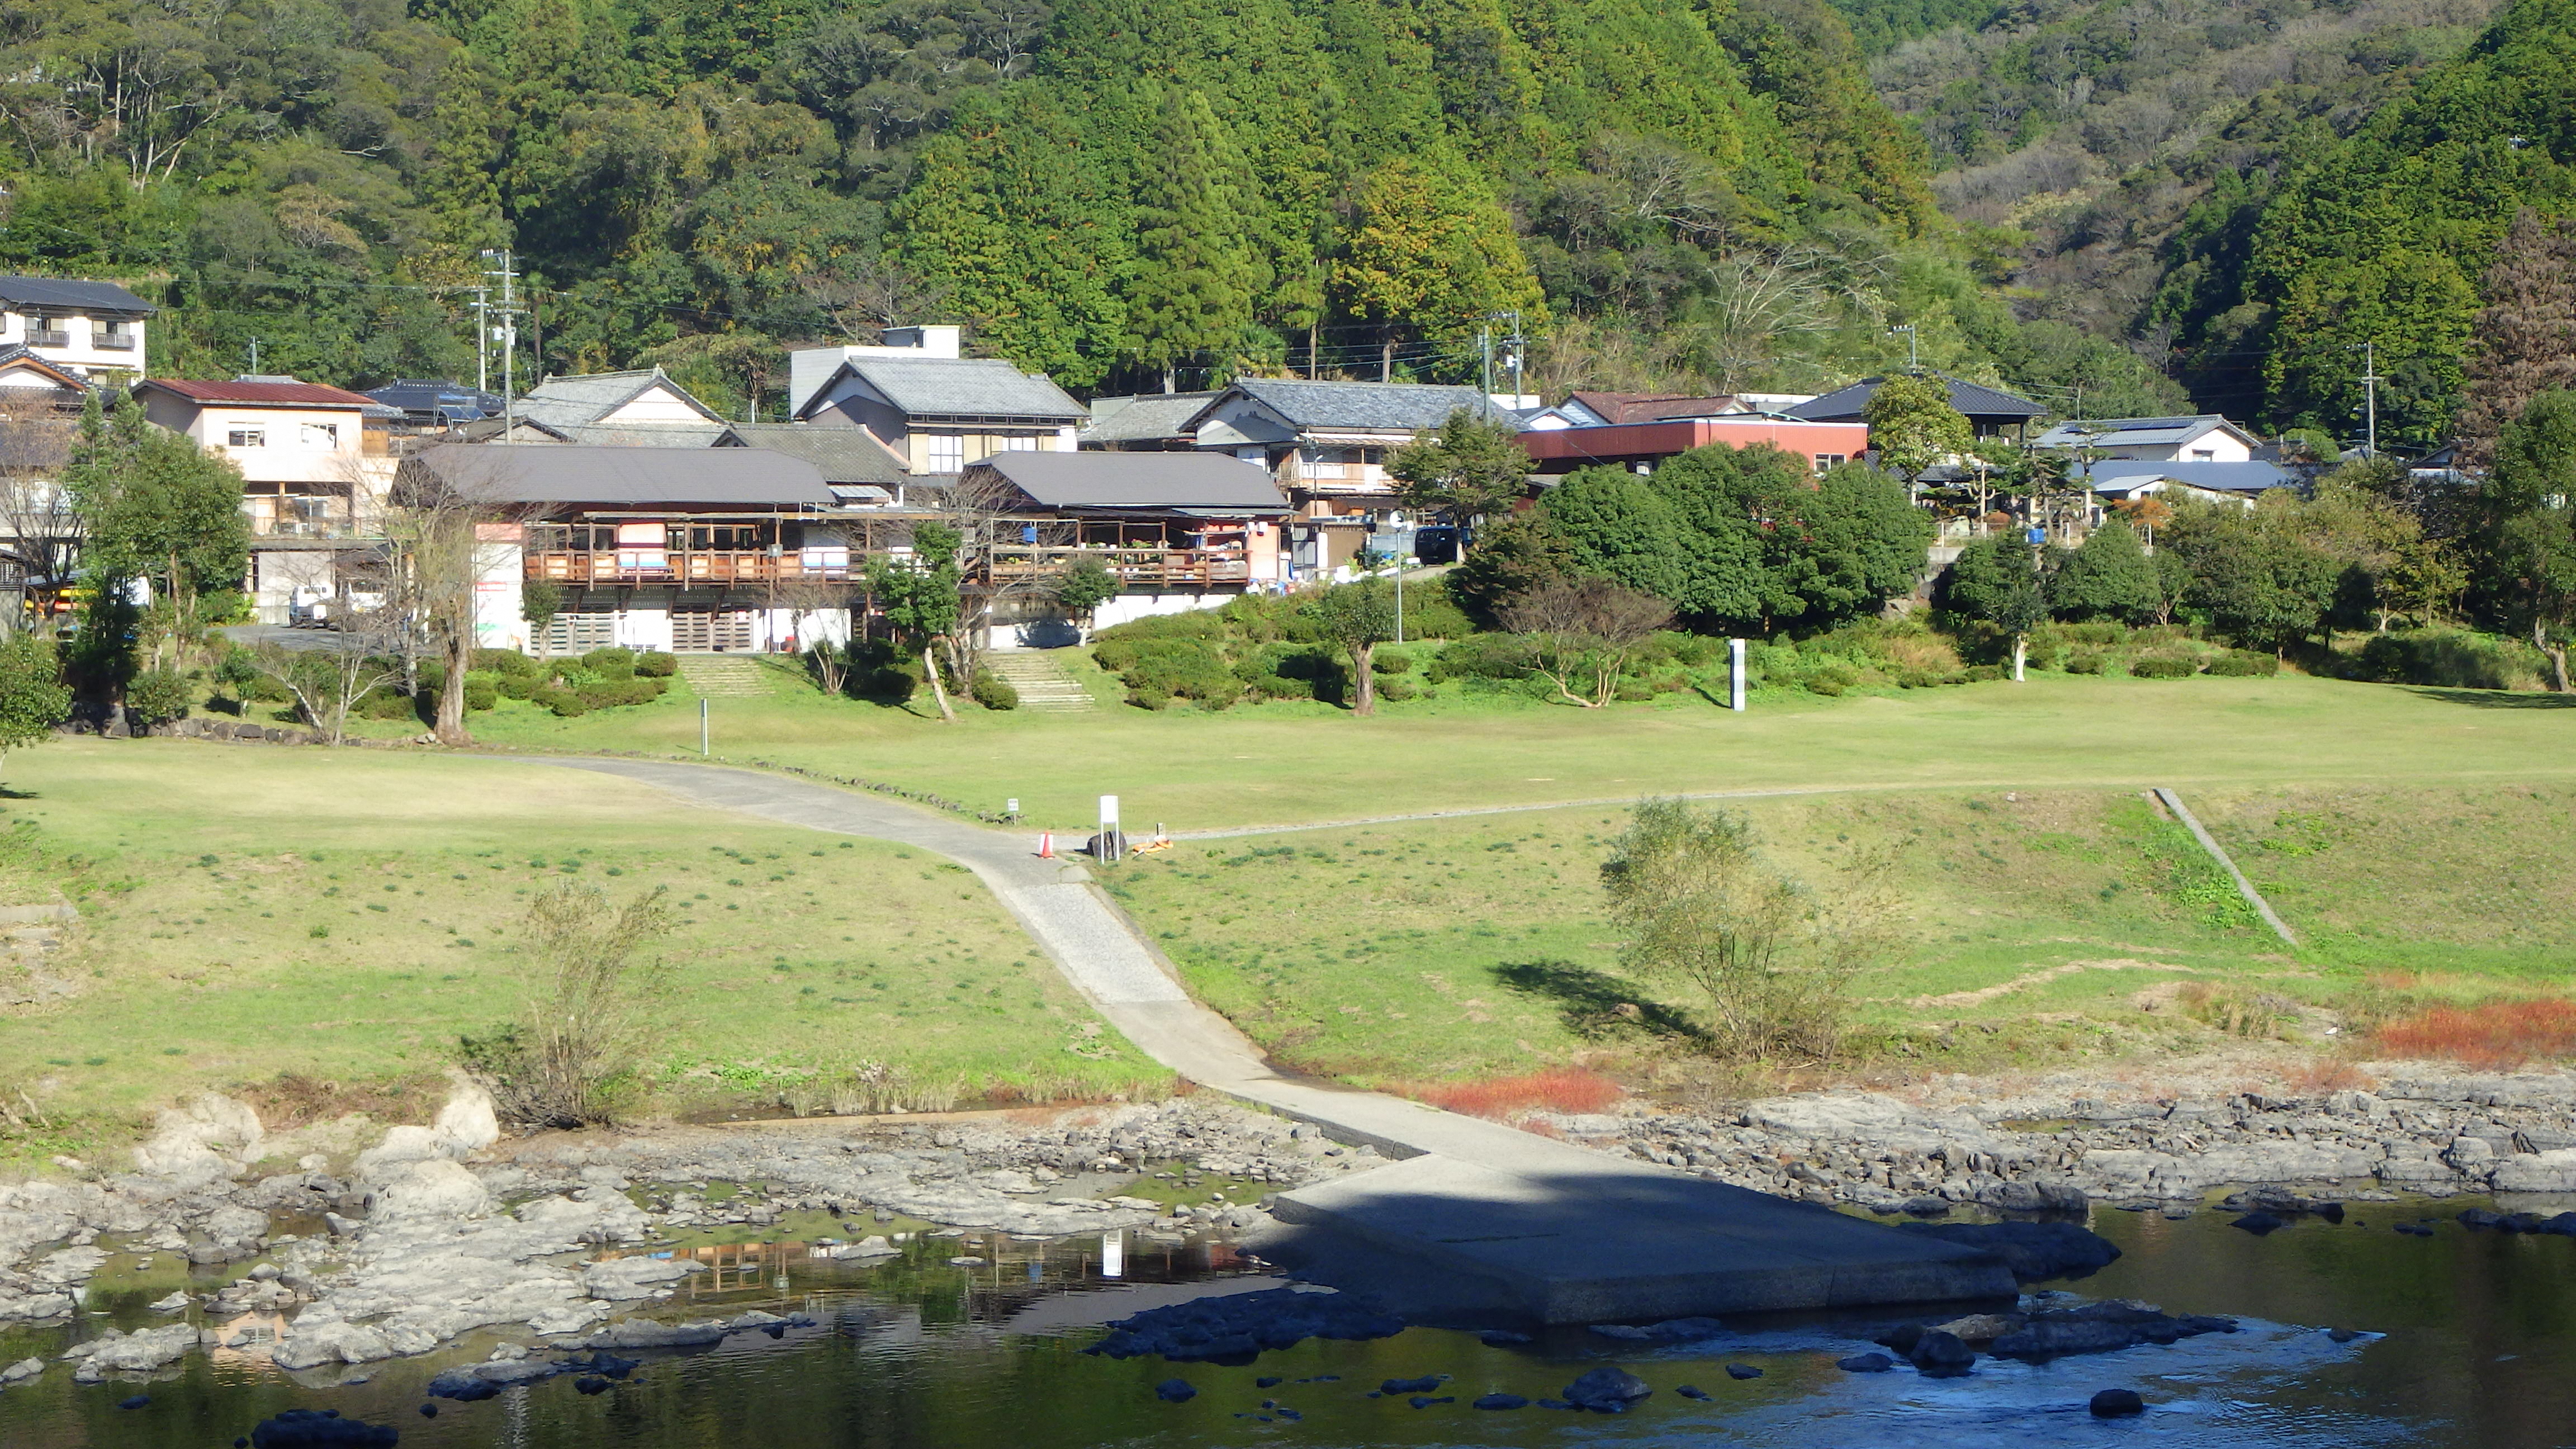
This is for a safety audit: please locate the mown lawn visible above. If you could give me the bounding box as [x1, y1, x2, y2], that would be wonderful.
[1099, 785, 2576, 1085]
[454, 655, 2576, 835]
[0, 744, 1166, 1151]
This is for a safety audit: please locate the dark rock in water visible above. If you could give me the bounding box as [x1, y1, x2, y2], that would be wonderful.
[1255, 1376, 1282, 1389]
[1675, 1385, 1711, 1400]
[1153, 1379, 1196, 1403]
[1835, 1353, 1895, 1373]
[556, 1353, 640, 1381]
[1989, 1302, 2238, 1360]
[1535, 1398, 1573, 1410]
[1726, 1364, 1765, 1380]
[2230, 1212, 2286, 1236]
[1561, 1366, 1653, 1411]
[1478, 1330, 1532, 1346]
[116, 1395, 149, 1410]
[1875, 1323, 1925, 1355]
[1897, 1220, 2120, 1282]
[2459, 1208, 2504, 1229]
[1380, 1376, 1444, 1395]
[2090, 1389, 2146, 1418]
[249, 1409, 400, 1446]
[2497, 1213, 2548, 1234]
[1407, 1395, 1453, 1408]
[762, 1324, 785, 1338]
[2315, 1202, 2345, 1224]
[1902, 1196, 1952, 1216]
[1086, 1289, 1404, 1364]
[418, 1407, 435, 1419]
[1472, 1394, 1528, 1410]
[2545, 1213, 2576, 1237]
[573, 1376, 611, 1395]
[1906, 1330, 1977, 1377]
[2327, 1328, 2364, 1343]
[2395, 1223, 2433, 1237]
[1592, 1316, 1724, 1342]
[425, 1370, 503, 1403]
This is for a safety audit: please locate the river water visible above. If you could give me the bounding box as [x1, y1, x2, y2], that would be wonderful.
[2, 1193, 2572, 1449]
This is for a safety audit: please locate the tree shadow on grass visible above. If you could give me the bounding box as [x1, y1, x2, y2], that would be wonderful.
[1489, 958, 1702, 1044]
[2403, 686, 2576, 709]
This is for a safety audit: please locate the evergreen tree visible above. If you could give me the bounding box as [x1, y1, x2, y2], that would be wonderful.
[1937, 535, 2047, 670]
[2477, 389, 2576, 689]
[2457, 211, 2576, 472]
[1126, 89, 1264, 392]
[1860, 374, 1972, 482]
[2053, 520, 2161, 624]
[1332, 155, 1543, 381]
[1386, 407, 1530, 557]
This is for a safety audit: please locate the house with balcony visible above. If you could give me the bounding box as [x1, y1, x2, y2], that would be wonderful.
[790, 330, 1085, 474]
[0, 277, 151, 381]
[134, 376, 397, 621]
[963, 451, 1290, 642]
[1086, 378, 1514, 577]
[398, 442, 882, 654]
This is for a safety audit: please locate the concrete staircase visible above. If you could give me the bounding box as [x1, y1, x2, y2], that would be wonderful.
[676, 655, 775, 698]
[984, 650, 1095, 712]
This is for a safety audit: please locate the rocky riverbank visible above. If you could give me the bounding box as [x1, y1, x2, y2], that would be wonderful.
[0, 1086, 1381, 1389]
[1545, 1064, 2576, 1212]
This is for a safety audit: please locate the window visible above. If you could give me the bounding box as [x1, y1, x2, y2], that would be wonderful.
[301, 422, 340, 448]
[997, 434, 1039, 452]
[1813, 453, 1847, 473]
[96, 320, 135, 351]
[2190, 448, 2214, 461]
[23, 314, 68, 347]
[922, 433, 964, 472]
[228, 428, 267, 448]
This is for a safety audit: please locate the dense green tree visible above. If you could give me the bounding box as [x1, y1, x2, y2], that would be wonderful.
[1125, 89, 1265, 391]
[1386, 408, 1531, 556]
[1859, 373, 1971, 481]
[1443, 510, 1578, 627]
[1304, 579, 1399, 715]
[2052, 520, 2161, 624]
[1333, 155, 1545, 381]
[61, 392, 250, 658]
[0, 634, 72, 789]
[1938, 534, 2046, 670]
[2161, 499, 2342, 654]
[2475, 389, 2576, 688]
[869, 520, 967, 722]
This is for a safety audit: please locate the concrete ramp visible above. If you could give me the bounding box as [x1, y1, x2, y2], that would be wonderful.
[1261, 1154, 2014, 1324]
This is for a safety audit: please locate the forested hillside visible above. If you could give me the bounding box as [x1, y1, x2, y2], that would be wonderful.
[0, 0, 2163, 410]
[1855, 0, 2576, 448]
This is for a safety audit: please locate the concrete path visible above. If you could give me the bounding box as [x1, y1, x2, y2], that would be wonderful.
[533, 757, 2014, 1322]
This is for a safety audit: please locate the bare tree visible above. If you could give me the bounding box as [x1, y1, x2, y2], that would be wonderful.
[799, 256, 952, 343]
[387, 450, 523, 746]
[1674, 249, 1835, 393]
[465, 882, 676, 1128]
[773, 575, 855, 694]
[248, 627, 405, 746]
[1499, 577, 1673, 708]
[0, 404, 83, 631]
[921, 466, 1050, 683]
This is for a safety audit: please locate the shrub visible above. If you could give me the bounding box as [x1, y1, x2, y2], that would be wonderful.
[462, 671, 500, 712]
[2376, 998, 2576, 1068]
[460, 882, 676, 1126]
[1377, 676, 1420, 702]
[2129, 655, 2198, 679]
[579, 646, 637, 679]
[531, 685, 590, 717]
[574, 676, 666, 709]
[1423, 632, 1536, 683]
[495, 671, 536, 700]
[633, 650, 679, 678]
[1371, 648, 1413, 676]
[2064, 650, 2108, 675]
[355, 687, 424, 721]
[1963, 664, 2005, 682]
[473, 648, 541, 678]
[2204, 650, 2279, 677]
[2355, 628, 2546, 690]
[2175, 982, 2300, 1038]
[124, 668, 194, 726]
[969, 669, 1019, 711]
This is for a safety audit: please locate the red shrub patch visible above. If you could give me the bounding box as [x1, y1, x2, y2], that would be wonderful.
[2376, 999, 2576, 1069]
[1408, 1068, 1622, 1120]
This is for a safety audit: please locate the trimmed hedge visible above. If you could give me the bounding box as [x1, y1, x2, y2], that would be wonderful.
[969, 669, 1019, 711]
[2129, 655, 2198, 679]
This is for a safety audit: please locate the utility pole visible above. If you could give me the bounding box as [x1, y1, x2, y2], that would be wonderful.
[2357, 340, 2381, 458]
[1479, 325, 1493, 399]
[1890, 324, 1919, 372]
[246, 337, 261, 374]
[1507, 309, 1525, 405]
[482, 249, 522, 435]
[472, 286, 490, 394]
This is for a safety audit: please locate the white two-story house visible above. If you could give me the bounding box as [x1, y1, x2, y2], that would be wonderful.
[0, 277, 151, 381]
[790, 326, 1085, 475]
[134, 377, 396, 621]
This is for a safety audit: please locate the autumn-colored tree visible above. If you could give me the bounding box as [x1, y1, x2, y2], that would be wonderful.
[1332, 156, 1543, 382]
[2455, 211, 2576, 472]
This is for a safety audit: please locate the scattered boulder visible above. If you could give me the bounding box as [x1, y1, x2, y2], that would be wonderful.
[67, 1324, 197, 1381]
[575, 1319, 727, 1350]
[1905, 1330, 1976, 1377]
[2229, 1212, 2286, 1236]
[1725, 1364, 1764, 1380]
[2089, 1389, 2146, 1418]
[1472, 1393, 1528, 1410]
[370, 1159, 489, 1222]
[1835, 1353, 1895, 1372]
[1380, 1376, 1443, 1394]
[1560, 1366, 1652, 1412]
[1987, 1301, 2237, 1360]
[1154, 1378, 1196, 1403]
[247, 1408, 400, 1446]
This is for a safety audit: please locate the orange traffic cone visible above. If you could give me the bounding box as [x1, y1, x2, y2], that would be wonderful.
[1036, 831, 1055, 859]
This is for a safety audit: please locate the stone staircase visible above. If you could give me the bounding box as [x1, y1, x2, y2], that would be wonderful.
[984, 649, 1096, 712]
[676, 655, 776, 698]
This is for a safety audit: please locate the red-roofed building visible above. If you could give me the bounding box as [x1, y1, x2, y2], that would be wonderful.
[135, 376, 400, 621]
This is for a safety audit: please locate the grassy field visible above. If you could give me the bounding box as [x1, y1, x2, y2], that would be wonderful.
[443, 653, 2576, 835]
[1098, 784, 2576, 1086]
[0, 743, 1167, 1154]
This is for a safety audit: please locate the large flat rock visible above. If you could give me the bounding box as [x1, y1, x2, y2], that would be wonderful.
[1265, 1153, 2015, 1324]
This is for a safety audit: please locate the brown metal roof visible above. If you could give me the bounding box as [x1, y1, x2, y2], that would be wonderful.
[140, 378, 375, 408]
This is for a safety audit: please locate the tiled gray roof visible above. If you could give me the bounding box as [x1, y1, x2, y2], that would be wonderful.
[716, 423, 910, 485]
[512, 369, 721, 431]
[2080, 460, 2295, 492]
[556, 423, 730, 448]
[1786, 373, 2047, 423]
[402, 444, 833, 508]
[0, 276, 153, 316]
[821, 357, 1085, 421]
[971, 451, 1287, 513]
[1222, 378, 1512, 432]
[2032, 415, 2240, 448]
[1084, 391, 1222, 444]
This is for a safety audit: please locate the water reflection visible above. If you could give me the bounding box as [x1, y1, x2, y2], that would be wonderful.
[1, 1197, 2570, 1448]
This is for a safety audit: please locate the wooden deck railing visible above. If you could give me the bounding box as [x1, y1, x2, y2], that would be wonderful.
[523, 550, 854, 584]
[986, 546, 1250, 586]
